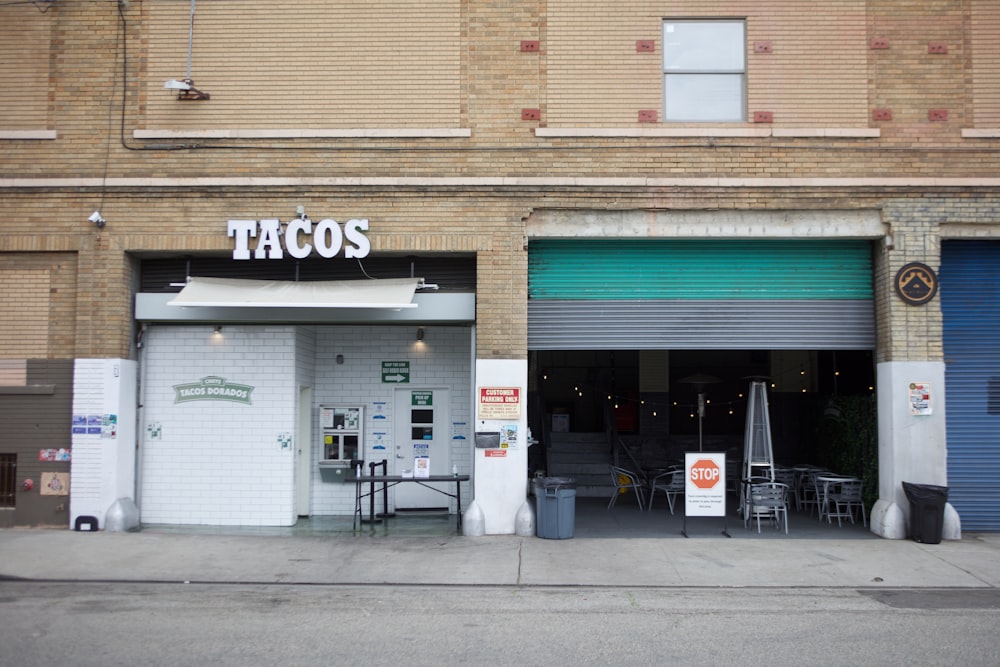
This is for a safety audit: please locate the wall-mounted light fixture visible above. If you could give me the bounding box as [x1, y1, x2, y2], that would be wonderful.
[336, 354, 344, 364]
[164, 0, 211, 101]
[88, 211, 106, 228]
[164, 78, 210, 101]
[214, 325, 223, 335]
[296, 205, 309, 220]
[416, 327, 425, 341]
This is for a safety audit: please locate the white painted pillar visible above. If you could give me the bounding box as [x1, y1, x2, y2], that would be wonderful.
[471, 359, 529, 535]
[69, 359, 138, 529]
[871, 361, 960, 539]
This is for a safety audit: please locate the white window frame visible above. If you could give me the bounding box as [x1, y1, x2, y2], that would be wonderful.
[663, 19, 746, 122]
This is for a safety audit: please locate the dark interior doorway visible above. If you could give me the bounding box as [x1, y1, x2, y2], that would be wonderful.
[528, 349, 876, 471]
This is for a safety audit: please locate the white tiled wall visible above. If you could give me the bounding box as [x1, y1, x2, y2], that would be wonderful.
[140, 326, 298, 526]
[140, 324, 473, 525]
[311, 325, 473, 515]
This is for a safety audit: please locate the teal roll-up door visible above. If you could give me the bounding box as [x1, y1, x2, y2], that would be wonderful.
[528, 239, 875, 349]
[942, 240, 1000, 532]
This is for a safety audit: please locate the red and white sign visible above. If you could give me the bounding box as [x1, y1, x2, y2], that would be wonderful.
[484, 449, 507, 458]
[689, 458, 721, 489]
[685, 452, 726, 517]
[477, 387, 521, 420]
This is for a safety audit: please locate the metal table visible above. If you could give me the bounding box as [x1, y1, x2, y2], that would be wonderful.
[346, 474, 470, 532]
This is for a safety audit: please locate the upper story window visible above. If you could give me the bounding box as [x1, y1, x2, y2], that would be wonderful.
[663, 20, 746, 122]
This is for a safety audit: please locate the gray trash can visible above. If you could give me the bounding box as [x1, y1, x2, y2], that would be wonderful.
[902, 481, 948, 544]
[533, 476, 576, 539]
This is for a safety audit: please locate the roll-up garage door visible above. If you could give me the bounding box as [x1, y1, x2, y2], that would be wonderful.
[528, 239, 875, 350]
[941, 240, 1000, 531]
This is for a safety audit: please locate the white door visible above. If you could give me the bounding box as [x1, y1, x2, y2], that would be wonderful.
[393, 388, 451, 510]
[295, 386, 312, 516]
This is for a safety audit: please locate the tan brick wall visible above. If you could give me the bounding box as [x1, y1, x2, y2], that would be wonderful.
[0, 253, 77, 359]
[3, 185, 999, 361]
[869, 0, 967, 137]
[143, 0, 462, 129]
[852, 194, 1000, 365]
[971, 0, 1000, 127]
[0, 1, 998, 365]
[546, 0, 869, 126]
[0, 6, 51, 130]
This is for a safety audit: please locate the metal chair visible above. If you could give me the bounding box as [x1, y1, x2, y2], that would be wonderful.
[798, 469, 827, 518]
[747, 481, 789, 534]
[608, 465, 646, 510]
[830, 478, 866, 527]
[647, 468, 685, 514]
[725, 456, 741, 495]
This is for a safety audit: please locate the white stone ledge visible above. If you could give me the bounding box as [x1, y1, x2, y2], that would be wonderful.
[133, 128, 471, 139]
[961, 129, 1000, 138]
[4, 176, 1000, 189]
[536, 127, 880, 138]
[0, 131, 57, 140]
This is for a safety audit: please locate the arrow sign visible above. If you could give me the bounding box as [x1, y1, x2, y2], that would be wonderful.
[381, 361, 410, 383]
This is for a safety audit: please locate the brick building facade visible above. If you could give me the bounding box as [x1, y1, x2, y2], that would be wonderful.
[1, 1, 998, 535]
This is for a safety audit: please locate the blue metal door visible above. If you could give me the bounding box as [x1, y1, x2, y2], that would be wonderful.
[941, 240, 1000, 531]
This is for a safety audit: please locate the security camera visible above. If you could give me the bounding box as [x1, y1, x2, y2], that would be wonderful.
[164, 79, 192, 91]
[88, 211, 106, 228]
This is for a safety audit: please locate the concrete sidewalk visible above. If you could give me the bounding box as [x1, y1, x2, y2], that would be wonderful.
[2, 528, 999, 589]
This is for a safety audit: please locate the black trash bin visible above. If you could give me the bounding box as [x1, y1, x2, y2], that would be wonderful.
[902, 481, 948, 544]
[533, 476, 576, 539]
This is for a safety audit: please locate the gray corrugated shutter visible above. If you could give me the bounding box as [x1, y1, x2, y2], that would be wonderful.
[942, 240, 1000, 531]
[528, 240, 875, 350]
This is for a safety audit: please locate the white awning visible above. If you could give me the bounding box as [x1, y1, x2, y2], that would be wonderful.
[167, 277, 420, 309]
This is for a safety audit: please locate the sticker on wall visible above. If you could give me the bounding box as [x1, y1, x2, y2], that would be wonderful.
[87, 415, 102, 435]
[147, 422, 162, 440]
[40, 472, 70, 496]
[452, 421, 467, 440]
[39, 449, 71, 462]
[371, 401, 387, 419]
[372, 432, 386, 450]
[173, 376, 255, 405]
[500, 425, 518, 449]
[72, 415, 87, 434]
[909, 382, 932, 415]
[102, 414, 118, 439]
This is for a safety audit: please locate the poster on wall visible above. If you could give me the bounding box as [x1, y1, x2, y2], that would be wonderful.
[40, 472, 70, 496]
[909, 382, 932, 415]
[477, 387, 521, 419]
[413, 442, 430, 478]
[500, 425, 518, 449]
[414, 457, 430, 478]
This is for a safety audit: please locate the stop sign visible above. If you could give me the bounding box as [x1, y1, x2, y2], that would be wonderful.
[689, 458, 721, 489]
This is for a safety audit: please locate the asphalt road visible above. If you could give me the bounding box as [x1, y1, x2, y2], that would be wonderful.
[2, 581, 999, 666]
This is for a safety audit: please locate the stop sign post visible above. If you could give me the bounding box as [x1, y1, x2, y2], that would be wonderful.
[683, 452, 730, 537]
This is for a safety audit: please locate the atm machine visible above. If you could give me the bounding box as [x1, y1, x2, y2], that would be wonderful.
[317, 405, 363, 481]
